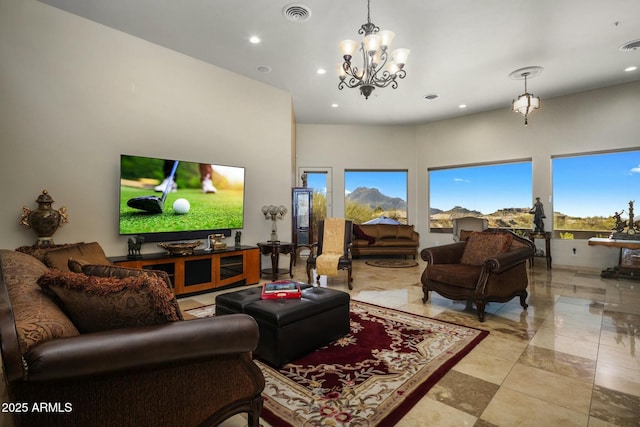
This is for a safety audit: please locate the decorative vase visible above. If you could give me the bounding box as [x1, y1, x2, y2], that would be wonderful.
[20, 190, 68, 248]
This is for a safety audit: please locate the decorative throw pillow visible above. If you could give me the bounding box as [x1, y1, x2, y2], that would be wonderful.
[37, 270, 182, 333]
[353, 224, 375, 245]
[460, 232, 514, 266]
[80, 264, 183, 320]
[44, 242, 110, 271]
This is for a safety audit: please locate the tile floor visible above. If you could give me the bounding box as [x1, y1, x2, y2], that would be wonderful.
[179, 256, 640, 427]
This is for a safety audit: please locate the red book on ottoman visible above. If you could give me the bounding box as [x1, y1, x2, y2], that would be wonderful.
[261, 280, 302, 299]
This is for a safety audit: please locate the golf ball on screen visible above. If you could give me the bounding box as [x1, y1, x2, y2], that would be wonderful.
[173, 198, 190, 214]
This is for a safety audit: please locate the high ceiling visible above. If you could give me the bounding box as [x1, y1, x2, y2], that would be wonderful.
[38, 0, 640, 125]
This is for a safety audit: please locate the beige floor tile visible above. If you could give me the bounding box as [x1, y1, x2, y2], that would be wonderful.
[597, 342, 640, 371]
[473, 334, 529, 363]
[401, 396, 477, 427]
[481, 388, 589, 427]
[452, 348, 518, 385]
[529, 325, 600, 360]
[518, 345, 596, 383]
[595, 362, 640, 397]
[501, 363, 593, 414]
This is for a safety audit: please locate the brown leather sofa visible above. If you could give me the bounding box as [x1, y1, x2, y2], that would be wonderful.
[351, 224, 420, 259]
[0, 249, 264, 427]
[420, 229, 534, 322]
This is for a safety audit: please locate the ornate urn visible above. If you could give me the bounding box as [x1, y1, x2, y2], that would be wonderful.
[20, 190, 68, 247]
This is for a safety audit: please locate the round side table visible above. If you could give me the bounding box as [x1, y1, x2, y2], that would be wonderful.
[257, 241, 294, 281]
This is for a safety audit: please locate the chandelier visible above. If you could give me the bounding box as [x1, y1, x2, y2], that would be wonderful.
[510, 66, 543, 125]
[337, 0, 410, 99]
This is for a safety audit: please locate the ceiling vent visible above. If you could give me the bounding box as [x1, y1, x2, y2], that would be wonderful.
[620, 39, 640, 52]
[282, 4, 311, 22]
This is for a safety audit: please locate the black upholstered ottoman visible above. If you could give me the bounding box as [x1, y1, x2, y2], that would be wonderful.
[215, 284, 350, 367]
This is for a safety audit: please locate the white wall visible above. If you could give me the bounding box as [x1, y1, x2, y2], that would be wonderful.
[296, 124, 417, 220]
[0, 0, 294, 256]
[297, 81, 640, 270]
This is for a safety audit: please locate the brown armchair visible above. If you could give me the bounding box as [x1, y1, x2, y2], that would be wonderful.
[420, 229, 534, 322]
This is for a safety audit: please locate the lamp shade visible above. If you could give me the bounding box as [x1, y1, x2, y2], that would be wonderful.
[391, 48, 410, 66]
[379, 30, 395, 49]
[512, 93, 540, 115]
[363, 33, 381, 54]
[339, 39, 358, 58]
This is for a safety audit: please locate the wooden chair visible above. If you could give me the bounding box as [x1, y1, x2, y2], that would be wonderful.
[307, 219, 353, 289]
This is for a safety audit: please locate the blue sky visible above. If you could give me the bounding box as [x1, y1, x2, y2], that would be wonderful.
[430, 162, 532, 215]
[552, 151, 640, 218]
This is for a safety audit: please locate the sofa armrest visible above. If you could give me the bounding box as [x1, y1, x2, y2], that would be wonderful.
[24, 314, 258, 382]
[484, 247, 534, 273]
[420, 242, 466, 264]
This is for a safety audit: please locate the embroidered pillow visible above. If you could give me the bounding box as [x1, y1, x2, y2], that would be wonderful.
[460, 232, 513, 266]
[81, 264, 183, 320]
[37, 270, 182, 333]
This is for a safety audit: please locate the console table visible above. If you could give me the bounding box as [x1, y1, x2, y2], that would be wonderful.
[110, 246, 260, 296]
[257, 241, 294, 281]
[588, 237, 640, 280]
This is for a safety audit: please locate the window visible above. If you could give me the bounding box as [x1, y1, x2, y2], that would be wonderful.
[344, 170, 408, 224]
[552, 150, 640, 239]
[429, 161, 532, 232]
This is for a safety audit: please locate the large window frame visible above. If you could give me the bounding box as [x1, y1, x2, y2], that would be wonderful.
[429, 160, 533, 233]
[552, 149, 640, 239]
[344, 170, 409, 225]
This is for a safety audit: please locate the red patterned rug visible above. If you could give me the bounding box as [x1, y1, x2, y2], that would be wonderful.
[255, 301, 488, 426]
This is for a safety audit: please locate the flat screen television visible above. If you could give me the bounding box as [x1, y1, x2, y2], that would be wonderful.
[119, 154, 245, 242]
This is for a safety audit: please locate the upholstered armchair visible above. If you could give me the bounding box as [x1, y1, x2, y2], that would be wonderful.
[420, 229, 534, 321]
[307, 219, 353, 289]
[452, 216, 488, 241]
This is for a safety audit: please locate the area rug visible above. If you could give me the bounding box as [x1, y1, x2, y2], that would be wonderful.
[365, 259, 419, 268]
[186, 300, 488, 426]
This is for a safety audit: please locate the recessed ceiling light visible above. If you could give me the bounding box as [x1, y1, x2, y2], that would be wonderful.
[256, 65, 272, 73]
[331, 103, 339, 108]
[317, 68, 327, 75]
[458, 104, 467, 109]
[624, 66, 638, 72]
[249, 35, 261, 44]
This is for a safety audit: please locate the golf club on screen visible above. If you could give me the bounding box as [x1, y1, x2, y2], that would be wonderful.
[127, 160, 179, 214]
